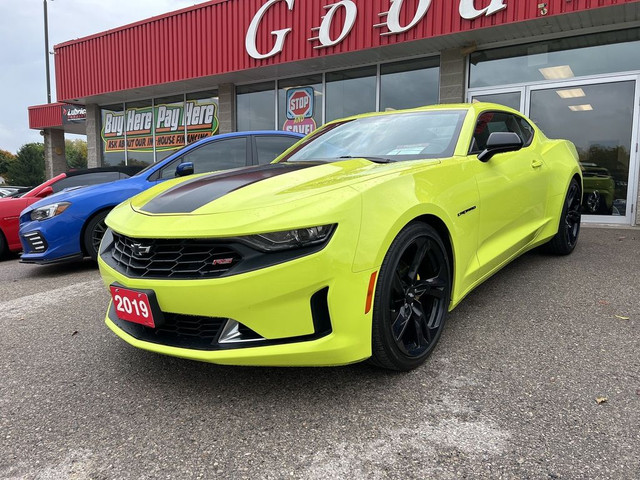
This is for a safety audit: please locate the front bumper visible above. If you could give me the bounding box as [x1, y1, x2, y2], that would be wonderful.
[19, 215, 84, 264]
[99, 224, 378, 367]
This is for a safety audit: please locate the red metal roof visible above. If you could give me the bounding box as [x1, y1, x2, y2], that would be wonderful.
[28, 103, 65, 129]
[53, 0, 639, 102]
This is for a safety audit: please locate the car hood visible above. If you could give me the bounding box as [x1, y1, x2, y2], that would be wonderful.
[130, 158, 441, 216]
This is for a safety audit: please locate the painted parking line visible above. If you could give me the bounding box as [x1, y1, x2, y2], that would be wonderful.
[0, 280, 104, 320]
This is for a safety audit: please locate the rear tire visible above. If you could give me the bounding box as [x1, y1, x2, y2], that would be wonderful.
[370, 222, 451, 371]
[83, 210, 110, 262]
[546, 178, 581, 255]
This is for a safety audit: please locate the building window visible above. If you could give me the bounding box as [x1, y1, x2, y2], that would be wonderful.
[380, 57, 440, 111]
[100, 89, 219, 166]
[469, 29, 640, 89]
[124, 100, 155, 167]
[237, 82, 276, 131]
[278, 75, 323, 135]
[236, 56, 439, 133]
[101, 104, 126, 166]
[186, 91, 220, 146]
[325, 66, 377, 122]
[154, 95, 186, 163]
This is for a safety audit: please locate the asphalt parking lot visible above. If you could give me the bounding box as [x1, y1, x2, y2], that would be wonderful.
[0, 227, 638, 480]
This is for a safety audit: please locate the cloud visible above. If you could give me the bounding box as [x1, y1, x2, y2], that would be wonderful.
[0, 0, 201, 154]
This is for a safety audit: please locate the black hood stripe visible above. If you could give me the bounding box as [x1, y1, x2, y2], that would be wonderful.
[141, 163, 317, 214]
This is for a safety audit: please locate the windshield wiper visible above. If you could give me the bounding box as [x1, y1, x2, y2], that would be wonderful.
[339, 155, 393, 164]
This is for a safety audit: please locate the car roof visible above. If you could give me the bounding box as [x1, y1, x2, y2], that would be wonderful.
[325, 102, 523, 125]
[65, 166, 144, 177]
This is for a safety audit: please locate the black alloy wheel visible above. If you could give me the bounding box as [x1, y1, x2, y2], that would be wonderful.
[83, 210, 110, 262]
[586, 190, 601, 214]
[371, 222, 451, 371]
[546, 178, 581, 255]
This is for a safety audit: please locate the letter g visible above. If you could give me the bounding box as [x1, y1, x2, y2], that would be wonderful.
[246, 0, 295, 60]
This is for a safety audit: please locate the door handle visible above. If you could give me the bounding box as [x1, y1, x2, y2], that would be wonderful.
[531, 159, 543, 169]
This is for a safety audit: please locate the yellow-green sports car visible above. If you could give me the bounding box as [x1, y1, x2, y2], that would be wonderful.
[98, 103, 582, 371]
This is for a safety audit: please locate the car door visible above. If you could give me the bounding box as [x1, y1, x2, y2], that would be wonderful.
[153, 136, 250, 181]
[471, 111, 549, 274]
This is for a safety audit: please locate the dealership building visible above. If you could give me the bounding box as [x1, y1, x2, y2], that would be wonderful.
[28, 0, 640, 225]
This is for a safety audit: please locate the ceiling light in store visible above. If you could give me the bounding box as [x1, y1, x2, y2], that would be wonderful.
[569, 104, 593, 112]
[556, 88, 586, 99]
[539, 65, 575, 80]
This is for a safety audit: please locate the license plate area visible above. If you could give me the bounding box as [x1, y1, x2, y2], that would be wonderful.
[109, 284, 164, 328]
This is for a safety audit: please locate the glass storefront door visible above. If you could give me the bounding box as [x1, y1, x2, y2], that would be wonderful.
[471, 88, 523, 112]
[529, 79, 638, 223]
[470, 77, 639, 224]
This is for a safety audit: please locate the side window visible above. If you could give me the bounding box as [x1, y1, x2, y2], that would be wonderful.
[255, 136, 300, 164]
[471, 112, 532, 153]
[51, 172, 121, 193]
[516, 116, 535, 146]
[156, 137, 248, 179]
[184, 137, 248, 174]
[157, 157, 186, 180]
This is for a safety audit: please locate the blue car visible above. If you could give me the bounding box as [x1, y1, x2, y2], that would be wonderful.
[19, 131, 304, 264]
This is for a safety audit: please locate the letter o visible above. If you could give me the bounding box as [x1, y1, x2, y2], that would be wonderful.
[318, 0, 358, 48]
[386, 0, 432, 34]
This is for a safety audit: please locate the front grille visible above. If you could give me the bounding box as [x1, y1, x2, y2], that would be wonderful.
[22, 231, 48, 253]
[109, 232, 242, 279]
[111, 308, 227, 350]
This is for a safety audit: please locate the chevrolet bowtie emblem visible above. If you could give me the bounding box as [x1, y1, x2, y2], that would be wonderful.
[131, 243, 152, 257]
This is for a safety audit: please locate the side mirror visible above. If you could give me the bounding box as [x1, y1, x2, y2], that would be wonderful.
[175, 162, 195, 177]
[478, 132, 523, 162]
[36, 186, 54, 198]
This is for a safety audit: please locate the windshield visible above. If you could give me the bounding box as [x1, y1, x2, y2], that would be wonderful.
[278, 110, 466, 163]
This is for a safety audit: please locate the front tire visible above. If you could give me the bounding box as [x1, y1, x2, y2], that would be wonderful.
[83, 210, 110, 262]
[370, 222, 451, 371]
[0, 230, 7, 259]
[546, 178, 581, 255]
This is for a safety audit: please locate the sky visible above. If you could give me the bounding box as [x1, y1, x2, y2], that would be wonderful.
[0, 0, 204, 154]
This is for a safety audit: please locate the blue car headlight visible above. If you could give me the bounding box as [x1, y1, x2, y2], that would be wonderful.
[30, 202, 71, 221]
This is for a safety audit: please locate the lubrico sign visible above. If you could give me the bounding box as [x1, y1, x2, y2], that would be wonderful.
[101, 101, 219, 153]
[246, 0, 507, 59]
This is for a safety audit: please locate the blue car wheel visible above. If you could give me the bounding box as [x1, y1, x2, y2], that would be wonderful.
[83, 210, 110, 262]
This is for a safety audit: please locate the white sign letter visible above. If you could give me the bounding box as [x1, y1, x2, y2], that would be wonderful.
[386, 0, 432, 34]
[245, 0, 294, 60]
[318, 0, 358, 48]
[459, 0, 506, 20]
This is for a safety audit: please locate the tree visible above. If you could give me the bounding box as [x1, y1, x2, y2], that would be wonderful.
[6, 143, 45, 186]
[0, 149, 15, 180]
[66, 139, 88, 169]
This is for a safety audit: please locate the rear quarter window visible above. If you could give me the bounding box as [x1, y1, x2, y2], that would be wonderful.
[255, 136, 300, 164]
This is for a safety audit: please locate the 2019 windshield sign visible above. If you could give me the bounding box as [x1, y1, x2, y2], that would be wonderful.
[101, 101, 219, 153]
[246, 0, 507, 60]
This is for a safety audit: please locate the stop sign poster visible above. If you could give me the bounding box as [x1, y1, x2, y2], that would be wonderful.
[283, 86, 317, 135]
[286, 87, 314, 120]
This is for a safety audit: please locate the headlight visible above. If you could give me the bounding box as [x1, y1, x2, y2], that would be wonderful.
[239, 224, 336, 252]
[30, 202, 71, 221]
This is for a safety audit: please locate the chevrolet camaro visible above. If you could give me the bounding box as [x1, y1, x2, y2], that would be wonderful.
[98, 103, 582, 371]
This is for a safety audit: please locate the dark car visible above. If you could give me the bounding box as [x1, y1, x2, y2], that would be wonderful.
[0, 186, 33, 198]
